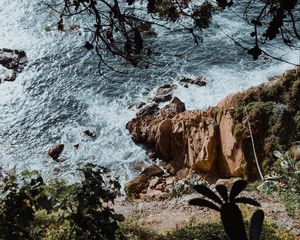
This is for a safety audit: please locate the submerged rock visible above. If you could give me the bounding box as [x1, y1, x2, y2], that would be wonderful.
[83, 129, 96, 138]
[155, 84, 177, 96]
[150, 93, 173, 103]
[48, 144, 64, 160]
[179, 76, 207, 87]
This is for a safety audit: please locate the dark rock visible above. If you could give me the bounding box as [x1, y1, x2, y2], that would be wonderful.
[136, 101, 146, 109]
[74, 144, 80, 149]
[0, 48, 27, 72]
[48, 144, 64, 160]
[136, 103, 159, 117]
[0, 48, 27, 82]
[155, 84, 177, 96]
[151, 93, 172, 103]
[83, 129, 96, 138]
[148, 151, 157, 160]
[141, 164, 164, 177]
[180, 76, 207, 87]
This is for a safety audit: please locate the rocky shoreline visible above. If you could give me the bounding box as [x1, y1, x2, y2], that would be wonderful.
[125, 68, 300, 198]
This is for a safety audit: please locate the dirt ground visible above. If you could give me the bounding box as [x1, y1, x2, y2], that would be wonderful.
[114, 191, 300, 237]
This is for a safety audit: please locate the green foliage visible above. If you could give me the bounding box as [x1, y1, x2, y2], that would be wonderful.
[232, 70, 300, 177]
[0, 164, 124, 239]
[122, 219, 293, 240]
[170, 175, 201, 198]
[258, 149, 300, 216]
[189, 180, 264, 240]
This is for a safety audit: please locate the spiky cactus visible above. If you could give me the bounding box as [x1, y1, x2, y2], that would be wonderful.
[189, 180, 264, 240]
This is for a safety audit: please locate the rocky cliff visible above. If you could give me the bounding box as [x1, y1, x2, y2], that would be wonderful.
[127, 68, 300, 179]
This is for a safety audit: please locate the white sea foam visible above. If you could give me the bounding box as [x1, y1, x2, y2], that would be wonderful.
[0, 0, 298, 183]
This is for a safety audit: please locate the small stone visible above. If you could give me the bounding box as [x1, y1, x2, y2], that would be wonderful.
[155, 84, 177, 96]
[83, 129, 96, 138]
[149, 177, 160, 188]
[136, 102, 146, 109]
[166, 177, 175, 185]
[148, 151, 157, 160]
[155, 183, 164, 191]
[132, 163, 143, 171]
[179, 76, 207, 87]
[74, 144, 79, 149]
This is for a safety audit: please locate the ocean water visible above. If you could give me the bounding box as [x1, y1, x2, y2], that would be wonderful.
[0, 0, 299, 184]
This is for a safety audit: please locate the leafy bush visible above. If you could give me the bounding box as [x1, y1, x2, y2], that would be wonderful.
[0, 164, 124, 239]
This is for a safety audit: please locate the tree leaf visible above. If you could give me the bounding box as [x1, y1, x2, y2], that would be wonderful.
[188, 198, 220, 212]
[234, 197, 261, 207]
[229, 180, 247, 202]
[249, 209, 264, 240]
[273, 150, 284, 160]
[193, 185, 223, 205]
[215, 184, 228, 203]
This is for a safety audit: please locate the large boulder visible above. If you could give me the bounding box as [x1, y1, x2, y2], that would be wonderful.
[124, 164, 164, 196]
[126, 97, 185, 145]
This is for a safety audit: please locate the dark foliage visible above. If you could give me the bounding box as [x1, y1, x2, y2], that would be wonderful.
[47, 0, 300, 70]
[189, 179, 264, 240]
[0, 164, 124, 239]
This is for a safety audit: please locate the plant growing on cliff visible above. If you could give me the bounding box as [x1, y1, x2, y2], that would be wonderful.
[189, 179, 264, 240]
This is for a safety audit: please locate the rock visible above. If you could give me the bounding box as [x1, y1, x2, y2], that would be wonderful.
[136, 103, 159, 117]
[136, 101, 146, 109]
[155, 84, 177, 96]
[142, 164, 164, 177]
[0, 48, 27, 72]
[165, 177, 175, 185]
[74, 144, 80, 149]
[127, 69, 300, 178]
[0, 48, 27, 82]
[131, 162, 144, 171]
[155, 183, 164, 191]
[83, 129, 96, 138]
[48, 144, 64, 160]
[126, 97, 185, 144]
[148, 151, 157, 160]
[180, 76, 207, 87]
[149, 177, 160, 188]
[124, 164, 164, 196]
[150, 93, 172, 103]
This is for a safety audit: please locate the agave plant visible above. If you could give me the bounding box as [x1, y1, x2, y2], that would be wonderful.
[189, 180, 264, 240]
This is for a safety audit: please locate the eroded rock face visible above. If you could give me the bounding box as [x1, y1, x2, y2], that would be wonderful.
[126, 97, 185, 145]
[127, 68, 300, 178]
